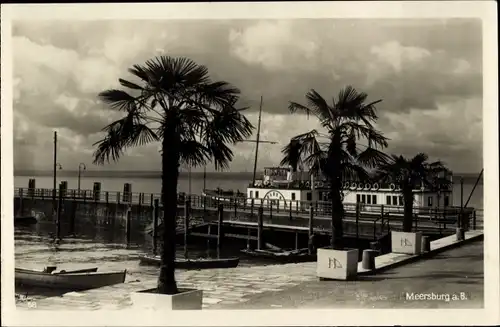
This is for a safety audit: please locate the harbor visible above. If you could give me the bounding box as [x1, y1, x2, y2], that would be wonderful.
[5, 13, 490, 322]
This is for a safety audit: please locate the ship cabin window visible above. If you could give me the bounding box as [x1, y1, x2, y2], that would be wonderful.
[255, 191, 260, 198]
[291, 193, 296, 201]
[357, 194, 361, 203]
[399, 196, 403, 206]
[386, 195, 391, 205]
[372, 195, 377, 205]
[366, 194, 371, 204]
[361, 194, 366, 203]
[392, 196, 398, 206]
[444, 196, 450, 207]
[306, 192, 312, 201]
[249, 191, 253, 198]
[427, 196, 433, 207]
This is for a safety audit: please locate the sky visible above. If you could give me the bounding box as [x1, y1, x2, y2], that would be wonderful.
[12, 18, 483, 173]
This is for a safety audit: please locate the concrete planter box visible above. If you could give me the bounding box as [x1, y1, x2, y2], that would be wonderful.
[317, 248, 359, 280]
[130, 288, 203, 310]
[391, 231, 422, 255]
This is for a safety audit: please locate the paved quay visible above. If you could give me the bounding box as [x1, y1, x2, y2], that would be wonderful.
[211, 240, 484, 309]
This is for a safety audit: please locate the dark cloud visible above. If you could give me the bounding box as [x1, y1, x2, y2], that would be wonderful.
[11, 18, 483, 172]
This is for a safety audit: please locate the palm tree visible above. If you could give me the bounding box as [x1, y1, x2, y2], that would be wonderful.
[92, 56, 253, 294]
[374, 153, 451, 232]
[281, 86, 389, 250]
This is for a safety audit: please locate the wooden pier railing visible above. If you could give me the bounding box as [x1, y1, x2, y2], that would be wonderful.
[14, 187, 483, 230]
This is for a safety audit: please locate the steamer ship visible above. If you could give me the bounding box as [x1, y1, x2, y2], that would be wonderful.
[245, 166, 454, 212]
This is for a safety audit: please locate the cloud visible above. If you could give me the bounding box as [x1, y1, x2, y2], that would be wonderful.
[229, 20, 319, 71]
[11, 19, 483, 173]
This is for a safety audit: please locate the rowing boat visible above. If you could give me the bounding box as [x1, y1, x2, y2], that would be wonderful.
[15, 267, 126, 290]
[139, 254, 240, 269]
[240, 248, 317, 263]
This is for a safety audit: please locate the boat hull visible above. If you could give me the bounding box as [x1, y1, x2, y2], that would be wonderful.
[15, 268, 126, 290]
[139, 254, 240, 269]
[240, 249, 317, 263]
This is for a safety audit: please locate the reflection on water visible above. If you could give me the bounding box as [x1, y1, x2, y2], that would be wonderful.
[14, 221, 269, 302]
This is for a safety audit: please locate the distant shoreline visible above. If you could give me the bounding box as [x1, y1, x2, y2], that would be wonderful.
[14, 170, 483, 183]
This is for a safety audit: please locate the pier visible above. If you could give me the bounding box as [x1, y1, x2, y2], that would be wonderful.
[14, 187, 482, 249]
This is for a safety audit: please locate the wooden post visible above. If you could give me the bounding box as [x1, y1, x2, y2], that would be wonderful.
[184, 199, 191, 258]
[126, 210, 131, 244]
[257, 206, 264, 250]
[295, 232, 299, 250]
[152, 199, 159, 255]
[246, 228, 251, 250]
[234, 196, 237, 219]
[380, 205, 385, 233]
[289, 200, 293, 220]
[69, 190, 76, 235]
[355, 203, 360, 241]
[473, 210, 477, 230]
[83, 190, 87, 204]
[250, 198, 255, 219]
[56, 183, 63, 241]
[269, 201, 273, 220]
[308, 206, 314, 238]
[308, 206, 314, 255]
[217, 204, 224, 256]
[19, 188, 24, 216]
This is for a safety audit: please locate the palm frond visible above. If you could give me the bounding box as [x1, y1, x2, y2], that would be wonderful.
[98, 90, 137, 112]
[356, 147, 390, 169]
[179, 140, 210, 167]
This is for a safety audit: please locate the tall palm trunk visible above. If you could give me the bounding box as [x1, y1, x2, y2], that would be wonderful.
[330, 178, 344, 249]
[157, 134, 180, 294]
[402, 187, 414, 232]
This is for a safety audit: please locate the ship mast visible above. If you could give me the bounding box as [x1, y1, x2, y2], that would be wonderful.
[251, 96, 264, 187]
[240, 96, 277, 187]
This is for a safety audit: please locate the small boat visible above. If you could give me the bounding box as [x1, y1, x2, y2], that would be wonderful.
[139, 254, 240, 269]
[15, 266, 126, 290]
[240, 248, 317, 263]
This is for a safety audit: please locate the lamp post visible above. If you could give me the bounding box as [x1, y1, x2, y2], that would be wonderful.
[78, 163, 86, 194]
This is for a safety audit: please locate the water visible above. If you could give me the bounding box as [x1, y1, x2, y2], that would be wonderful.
[14, 174, 484, 210]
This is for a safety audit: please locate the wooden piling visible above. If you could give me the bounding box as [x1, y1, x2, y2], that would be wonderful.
[56, 183, 63, 241]
[295, 232, 299, 250]
[126, 210, 131, 244]
[19, 189, 24, 216]
[355, 203, 360, 240]
[152, 199, 159, 255]
[308, 207, 314, 255]
[380, 204, 385, 232]
[217, 204, 224, 255]
[257, 206, 264, 250]
[308, 206, 314, 235]
[184, 199, 191, 258]
[233, 197, 237, 219]
[247, 228, 251, 249]
[70, 190, 76, 235]
[289, 200, 293, 220]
